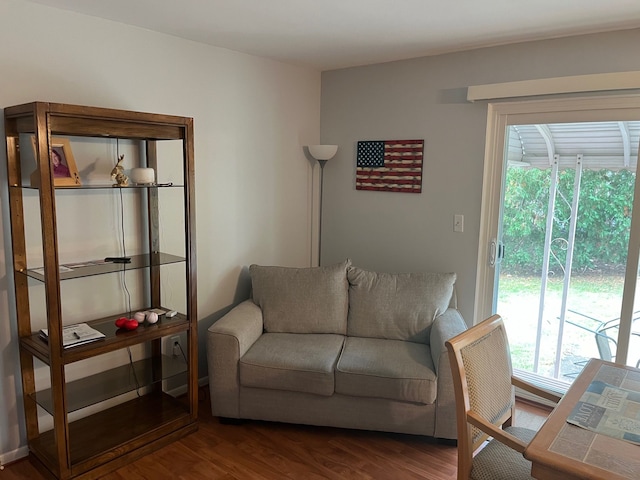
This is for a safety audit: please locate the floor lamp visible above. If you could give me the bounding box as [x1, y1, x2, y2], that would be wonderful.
[307, 145, 338, 266]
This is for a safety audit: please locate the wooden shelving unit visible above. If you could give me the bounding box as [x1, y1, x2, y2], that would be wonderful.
[3, 102, 197, 479]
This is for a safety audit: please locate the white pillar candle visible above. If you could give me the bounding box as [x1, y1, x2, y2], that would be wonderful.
[130, 167, 155, 184]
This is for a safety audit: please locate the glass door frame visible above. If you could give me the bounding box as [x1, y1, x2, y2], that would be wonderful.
[475, 94, 640, 368]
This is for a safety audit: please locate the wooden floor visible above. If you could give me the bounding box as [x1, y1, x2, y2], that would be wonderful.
[2, 395, 549, 480]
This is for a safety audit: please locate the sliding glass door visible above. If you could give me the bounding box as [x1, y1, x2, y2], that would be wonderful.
[476, 96, 640, 387]
[496, 123, 640, 382]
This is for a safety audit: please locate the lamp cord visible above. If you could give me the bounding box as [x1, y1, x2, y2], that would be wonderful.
[116, 139, 139, 396]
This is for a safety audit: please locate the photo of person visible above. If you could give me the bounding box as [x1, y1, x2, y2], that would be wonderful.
[29, 136, 81, 187]
[51, 147, 71, 178]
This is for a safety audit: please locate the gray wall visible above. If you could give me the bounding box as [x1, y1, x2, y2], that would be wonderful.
[320, 29, 640, 323]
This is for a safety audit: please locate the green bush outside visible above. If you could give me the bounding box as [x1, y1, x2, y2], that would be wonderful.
[502, 168, 635, 275]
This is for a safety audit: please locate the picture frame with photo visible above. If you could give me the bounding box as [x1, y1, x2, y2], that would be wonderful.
[30, 136, 81, 187]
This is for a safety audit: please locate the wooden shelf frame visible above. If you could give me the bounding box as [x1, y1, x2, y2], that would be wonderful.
[15, 183, 186, 190]
[4, 101, 198, 480]
[30, 393, 194, 479]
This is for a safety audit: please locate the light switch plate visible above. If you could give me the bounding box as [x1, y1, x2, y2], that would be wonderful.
[454, 214, 464, 232]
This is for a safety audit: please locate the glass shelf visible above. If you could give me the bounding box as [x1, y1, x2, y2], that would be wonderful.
[32, 354, 188, 415]
[20, 252, 185, 282]
[12, 183, 185, 190]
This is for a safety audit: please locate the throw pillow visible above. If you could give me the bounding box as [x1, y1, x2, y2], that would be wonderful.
[347, 267, 456, 343]
[250, 259, 351, 334]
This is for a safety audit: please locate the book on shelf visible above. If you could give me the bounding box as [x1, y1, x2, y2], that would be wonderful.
[39, 323, 106, 349]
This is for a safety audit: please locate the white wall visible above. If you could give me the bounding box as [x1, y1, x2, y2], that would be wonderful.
[0, 0, 320, 462]
[320, 28, 640, 325]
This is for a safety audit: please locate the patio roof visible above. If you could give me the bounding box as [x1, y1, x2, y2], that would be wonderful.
[507, 121, 640, 171]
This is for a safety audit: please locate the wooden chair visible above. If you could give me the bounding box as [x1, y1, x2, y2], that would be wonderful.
[445, 314, 562, 480]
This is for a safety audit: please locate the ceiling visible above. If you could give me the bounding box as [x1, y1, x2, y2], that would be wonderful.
[25, 0, 640, 70]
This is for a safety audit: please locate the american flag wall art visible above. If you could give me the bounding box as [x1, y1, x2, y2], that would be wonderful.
[356, 140, 424, 193]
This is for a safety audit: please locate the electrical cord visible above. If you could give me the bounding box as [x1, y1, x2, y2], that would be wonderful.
[116, 139, 139, 396]
[116, 139, 132, 317]
[117, 186, 132, 317]
[127, 346, 141, 397]
[176, 340, 188, 364]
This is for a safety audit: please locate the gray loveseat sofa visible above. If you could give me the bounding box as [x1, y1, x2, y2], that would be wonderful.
[206, 260, 468, 439]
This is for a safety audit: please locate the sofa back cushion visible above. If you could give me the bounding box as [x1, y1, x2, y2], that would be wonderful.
[250, 260, 350, 334]
[347, 267, 456, 343]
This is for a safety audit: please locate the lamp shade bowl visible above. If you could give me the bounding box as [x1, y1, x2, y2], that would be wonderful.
[308, 145, 338, 161]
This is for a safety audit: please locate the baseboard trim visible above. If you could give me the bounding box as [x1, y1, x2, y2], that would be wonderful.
[166, 376, 209, 397]
[1, 445, 29, 467]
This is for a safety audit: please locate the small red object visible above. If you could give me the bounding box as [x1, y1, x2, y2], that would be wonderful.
[115, 317, 128, 328]
[123, 319, 139, 330]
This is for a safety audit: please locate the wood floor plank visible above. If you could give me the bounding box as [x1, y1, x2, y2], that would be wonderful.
[2, 398, 548, 479]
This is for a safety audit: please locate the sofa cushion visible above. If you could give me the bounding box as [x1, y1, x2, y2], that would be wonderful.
[250, 260, 350, 334]
[347, 267, 456, 343]
[335, 337, 437, 404]
[239, 333, 345, 396]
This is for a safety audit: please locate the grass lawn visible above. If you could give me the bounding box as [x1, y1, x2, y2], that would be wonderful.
[496, 273, 637, 381]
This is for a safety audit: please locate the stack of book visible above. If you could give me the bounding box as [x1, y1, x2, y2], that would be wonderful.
[39, 323, 106, 349]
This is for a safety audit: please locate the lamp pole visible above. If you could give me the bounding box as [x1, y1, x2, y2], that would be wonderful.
[306, 145, 338, 267]
[318, 159, 328, 266]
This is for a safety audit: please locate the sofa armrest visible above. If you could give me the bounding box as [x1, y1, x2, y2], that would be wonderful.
[207, 299, 264, 418]
[430, 308, 468, 439]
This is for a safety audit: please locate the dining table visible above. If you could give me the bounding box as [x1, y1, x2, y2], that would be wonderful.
[524, 358, 640, 480]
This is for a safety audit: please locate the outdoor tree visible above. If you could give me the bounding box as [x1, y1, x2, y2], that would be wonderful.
[501, 167, 634, 275]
